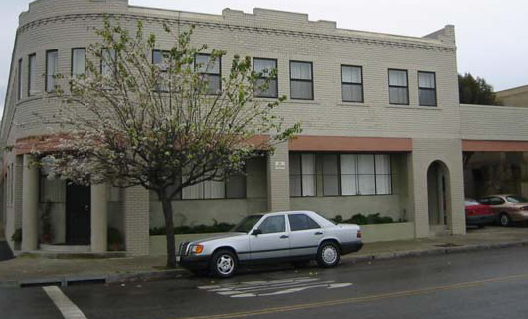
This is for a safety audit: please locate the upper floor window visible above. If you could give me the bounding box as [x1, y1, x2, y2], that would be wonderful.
[290, 61, 313, 100]
[341, 65, 363, 102]
[253, 58, 278, 98]
[72, 48, 86, 76]
[46, 50, 58, 92]
[289, 153, 316, 197]
[323, 154, 392, 196]
[152, 50, 170, 92]
[17, 59, 22, 100]
[388, 69, 409, 105]
[195, 53, 221, 95]
[101, 49, 116, 77]
[418, 71, 437, 106]
[28, 53, 36, 97]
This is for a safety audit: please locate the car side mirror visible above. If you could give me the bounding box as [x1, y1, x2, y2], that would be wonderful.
[252, 229, 262, 236]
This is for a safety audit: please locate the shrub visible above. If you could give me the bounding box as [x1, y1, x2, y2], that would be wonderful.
[331, 213, 395, 225]
[11, 228, 22, 243]
[150, 220, 236, 236]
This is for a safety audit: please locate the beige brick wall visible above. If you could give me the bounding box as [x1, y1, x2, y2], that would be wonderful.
[460, 104, 528, 141]
[123, 185, 149, 256]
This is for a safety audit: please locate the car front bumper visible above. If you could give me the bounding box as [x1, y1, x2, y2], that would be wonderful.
[177, 254, 211, 270]
[341, 241, 363, 255]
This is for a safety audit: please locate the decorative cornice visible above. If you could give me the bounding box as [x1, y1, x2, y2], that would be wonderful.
[18, 13, 455, 52]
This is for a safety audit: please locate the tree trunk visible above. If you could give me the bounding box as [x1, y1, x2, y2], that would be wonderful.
[160, 195, 177, 269]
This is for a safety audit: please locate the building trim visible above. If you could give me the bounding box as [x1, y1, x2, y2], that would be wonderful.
[289, 135, 412, 152]
[462, 139, 528, 152]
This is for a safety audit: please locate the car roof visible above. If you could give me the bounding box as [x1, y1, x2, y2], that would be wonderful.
[263, 210, 316, 216]
[483, 194, 514, 198]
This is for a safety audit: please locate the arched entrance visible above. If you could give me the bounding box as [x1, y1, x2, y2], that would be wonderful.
[427, 160, 451, 233]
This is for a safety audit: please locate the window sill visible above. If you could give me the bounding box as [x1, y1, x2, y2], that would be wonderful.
[385, 105, 441, 110]
[336, 102, 369, 107]
[284, 100, 321, 105]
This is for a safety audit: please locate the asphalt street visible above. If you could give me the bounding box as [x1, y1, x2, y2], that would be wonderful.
[2, 246, 528, 319]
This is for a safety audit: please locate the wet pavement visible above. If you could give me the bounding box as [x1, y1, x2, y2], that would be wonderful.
[2, 245, 528, 319]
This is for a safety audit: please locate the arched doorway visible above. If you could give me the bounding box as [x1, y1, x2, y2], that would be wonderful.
[427, 160, 451, 232]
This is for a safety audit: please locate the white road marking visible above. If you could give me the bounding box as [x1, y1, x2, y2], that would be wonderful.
[43, 286, 88, 319]
[199, 277, 353, 298]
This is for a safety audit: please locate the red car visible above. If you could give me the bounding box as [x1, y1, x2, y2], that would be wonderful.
[465, 199, 496, 227]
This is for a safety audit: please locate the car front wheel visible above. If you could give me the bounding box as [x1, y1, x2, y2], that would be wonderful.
[499, 213, 512, 227]
[316, 241, 340, 268]
[210, 249, 238, 278]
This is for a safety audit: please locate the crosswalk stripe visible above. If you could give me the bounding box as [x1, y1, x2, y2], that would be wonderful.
[43, 286, 88, 319]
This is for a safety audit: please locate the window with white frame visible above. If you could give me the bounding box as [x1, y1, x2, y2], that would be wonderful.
[72, 48, 86, 77]
[290, 61, 313, 100]
[289, 153, 316, 197]
[101, 49, 116, 77]
[418, 71, 437, 106]
[152, 50, 170, 92]
[388, 69, 409, 105]
[341, 65, 363, 102]
[28, 53, 36, 96]
[323, 154, 392, 196]
[195, 53, 221, 95]
[46, 50, 58, 92]
[253, 58, 278, 98]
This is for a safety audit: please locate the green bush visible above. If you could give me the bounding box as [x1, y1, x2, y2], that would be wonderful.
[150, 220, 235, 236]
[11, 228, 22, 243]
[331, 213, 395, 225]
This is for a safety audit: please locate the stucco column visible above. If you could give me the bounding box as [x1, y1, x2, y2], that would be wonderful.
[266, 141, 290, 212]
[519, 153, 528, 198]
[90, 183, 107, 253]
[21, 154, 39, 251]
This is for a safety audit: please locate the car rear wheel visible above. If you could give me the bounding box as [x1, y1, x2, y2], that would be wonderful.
[316, 241, 340, 268]
[499, 213, 512, 227]
[210, 249, 238, 278]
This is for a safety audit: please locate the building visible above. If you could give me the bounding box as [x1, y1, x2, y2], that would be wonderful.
[496, 85, 528, 108]
[2, 0, 528, 256]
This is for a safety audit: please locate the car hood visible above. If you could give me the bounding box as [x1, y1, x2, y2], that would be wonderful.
[191, 232, 247, 244]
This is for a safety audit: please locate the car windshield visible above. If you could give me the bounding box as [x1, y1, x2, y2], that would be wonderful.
[506, 195, 528, 203]
[231, 215, 263, 233]
[465, 199, 480, 206]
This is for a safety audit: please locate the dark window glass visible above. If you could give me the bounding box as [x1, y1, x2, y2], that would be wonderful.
[506, 195, 528, 203]
[196, 53, 221, 95]
[46, 50, 58, 92]
[258, 215, 285, 234]
[288, 214, 320, 231]
[388, 69, 408, 105]
[341, 65, 363, 102]
[289, 153, 316, 197]
[254, 58, 278, 98]
[17, 59, 22, 100]
[323, 154, 339, 196]
[226, 173, 246, 199]
[290, 61, 313, 100]
[489, 197, 505, 205]
[418, 71, 437, 106]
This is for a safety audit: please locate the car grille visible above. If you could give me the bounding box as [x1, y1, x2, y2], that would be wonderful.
[178, 242, 190, 256]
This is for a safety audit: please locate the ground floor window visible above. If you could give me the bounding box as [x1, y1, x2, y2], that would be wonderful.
[181, 173, 246, 200]
[289, 153, 316, 197]
[323, 154, 392, 196]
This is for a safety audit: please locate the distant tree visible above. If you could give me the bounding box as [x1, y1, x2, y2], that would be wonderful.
[458, 73, 502, 105]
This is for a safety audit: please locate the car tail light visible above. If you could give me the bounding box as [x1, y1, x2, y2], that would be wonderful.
[357, 230, 362, 238]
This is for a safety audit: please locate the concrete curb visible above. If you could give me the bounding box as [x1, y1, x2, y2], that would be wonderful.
[344, 240, 528, 264]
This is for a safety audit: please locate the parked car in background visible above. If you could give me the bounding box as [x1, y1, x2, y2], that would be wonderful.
[478, 194, 528, 227]
[465, 199, 496, 227]
[177, 211, 363, 278]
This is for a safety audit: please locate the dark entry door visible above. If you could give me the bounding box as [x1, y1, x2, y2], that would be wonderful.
[66, 184, 91, 245]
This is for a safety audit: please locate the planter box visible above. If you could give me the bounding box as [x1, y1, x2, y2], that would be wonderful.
[149, 222, 415, 255]
[361, 222, 415, 243]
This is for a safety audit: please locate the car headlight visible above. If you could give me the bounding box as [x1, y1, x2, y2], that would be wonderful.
[190, 244, 204, 255]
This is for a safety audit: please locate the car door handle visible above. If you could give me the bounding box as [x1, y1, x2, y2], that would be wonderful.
[280, 235, 289, 239]
[314, 232, 323, 235]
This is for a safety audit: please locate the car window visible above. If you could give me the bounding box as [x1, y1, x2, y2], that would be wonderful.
[288, 214, 321, 231]
[506, 195, 528, 203]
[258, 215, 285, 234]
[489, 197, 505, 205]
[465, 199, 480, 206]
[232, 215, 263, 233]
[478, 198, 489, 205]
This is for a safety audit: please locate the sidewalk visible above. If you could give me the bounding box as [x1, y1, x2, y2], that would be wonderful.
[0, 226, 527, 288]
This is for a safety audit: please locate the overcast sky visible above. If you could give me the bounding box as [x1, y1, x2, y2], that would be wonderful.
[1, 0, 527, 114]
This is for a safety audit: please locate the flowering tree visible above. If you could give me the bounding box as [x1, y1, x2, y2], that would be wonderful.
[45, 19, 300, 268]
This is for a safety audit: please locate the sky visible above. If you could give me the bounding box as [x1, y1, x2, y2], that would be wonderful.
[0, 0, 527, 114]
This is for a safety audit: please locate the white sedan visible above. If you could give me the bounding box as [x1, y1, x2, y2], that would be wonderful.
[177, 211, 363, 277]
